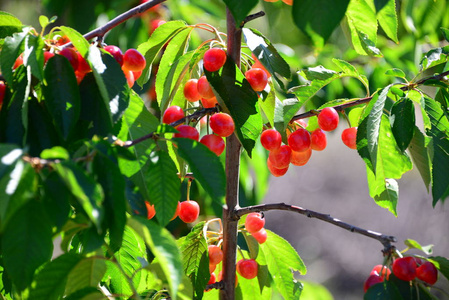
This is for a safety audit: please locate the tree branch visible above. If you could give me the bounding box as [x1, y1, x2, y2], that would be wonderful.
[234, 203, 397, 251]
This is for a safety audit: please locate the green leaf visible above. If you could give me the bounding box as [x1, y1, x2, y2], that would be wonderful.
[408, 127, 431, 191]
[374, 0, 398, 43]
[260, 230, 306, 300]
[42, 171, 71, 230]
[385, 68, 406, 79]
[0, 12, 23, 39]
[273, 98, 301, 144]
[0, 27, 30, 85]
[428, 256, 449, 281]
[23, 34, 45, 81]
[389, 97, 415, 152]
[43, 55, 81, 141]
[223, 0, 258, 26]
[242, 28, 291, 87]
[156, 27, 192, 110]
[0, 145, 24, 222]
[64, 287, 104, 300]
[54, 162, 104, 230]
[420, 46, 449, 71]
[292, 0, 350, 49]
[137, 20, 188, 87]
[128, 217, 183, 298]
[348, 107, 365, 127]
[41, 146, 69, 160]
[39, 15, 49, 29]
[174, 138, 226, 215]
[60, 26, 90, 56]
[403, 239, 433, 255]
[179, 222, 209, 300]
[364, 280, 401, 299]
[29, 253, 82, 300]
[345, 0, 381, 56]
[441, 27, 449, 42]
[146, 150, 181, 227]
[65, 257, 107, 295]
[332, 59, 369, 91]
[2, 200, 53, 291]
[300, 281, 333, 300]
[258, 85, 276, 127]
[205, 59, 263, 156]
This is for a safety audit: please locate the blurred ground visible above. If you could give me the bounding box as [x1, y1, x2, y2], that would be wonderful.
[263, 126, 449, 299]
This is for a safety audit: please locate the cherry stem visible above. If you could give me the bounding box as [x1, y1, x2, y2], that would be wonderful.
[234, 203, 397, 252]
[186, 178, 192, 201]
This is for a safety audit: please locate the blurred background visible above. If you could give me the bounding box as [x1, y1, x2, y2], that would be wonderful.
[1, 0, 448, 298]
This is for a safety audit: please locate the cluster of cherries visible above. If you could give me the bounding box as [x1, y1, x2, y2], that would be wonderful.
[261, 107, 358, 177]
[363, 257, 439, 293]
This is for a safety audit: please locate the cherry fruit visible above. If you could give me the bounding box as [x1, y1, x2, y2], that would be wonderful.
[0, 81, 6, 107]
[183, 79, 201, 102]
[290, 148, 312, 166]
[197, 76, 215, 99]
[179, 200, 200, 223]
[208, 245, 224, 265]
[145, 201, 156, 220]
[210, 113, 235, 137]
[267, 158, 289, 177]
[200, 134, 225, 156]
[208, 272, 216, 285]
[260, 129, 282, 151]
[43, 51, 55, 65]
[123, 48, 146, 72]
[342, 127, 358, 149]
[245, 68, 268, 92]
[392, 257, 417, 281]
[245, 212, 265, 233]
[288, 129, 311, 152]
[251, 228, 267, 244]
[416, 261, 438, 285]
[363, 274, 383, 293]
[201, 96, 218, 108]
[104, 45, 124, 66]
[318, 107, 339, 131]
[163, 106, 184, 125]
[311, 129, 327, 151]
[370, 265, 391, 280]
[174, 125, 200, 141]
[268, 145, 292, 169]
[58, 48, 79, 71]
[236, 259, 258, 279]
[203, 48, 227, 72]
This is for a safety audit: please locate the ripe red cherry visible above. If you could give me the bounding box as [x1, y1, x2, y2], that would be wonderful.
[201, 96, 218, 108]
[43, 51, 55, 65]
[208, 245, 224, 265]
[281, 0, 293, 4]
[174, 125, 200, 141]
[13, 55, 24, 69]
[251, 228, 267, 244]
[251, 54, 271, 78]
[342, 127, 358, 149]
[245, 68, 268, 92]
[179, 200, 200, 223]
[236, 259, 258, 279]
[267, 158, 289, 177]
[58, 47, 79, 71]
[104, 45, 124, 66]
[76, 51, 91, 74]
[171, 201, 181, 221]
[268, 144, 292, 169]
[318, 107, 339, 131]
[163, 106, 184, 125]
[370, 265, 391, 280]
[363, 274, 384, 293]
[245, 212, 265, 233]
[203, 48, 227, 72]
[123, 48, 146, 72]
[311, 129, 327, 151]
[392, 257, 417, 281]
[288, 128, 311, 152]
[123, 68, 135, 88]
[260, 129, 282, 151]
[197, 76, 215, 99]
[416, 261, 438, 285]
[290, 148, 312, 166]
[210, 113, 235, 137]
[183, 79, 201, 102]
[0, 81, 6, 107]
[207, 272, 216, 285]
[200, 134, 225, 156]
[145, 201, 156, 220]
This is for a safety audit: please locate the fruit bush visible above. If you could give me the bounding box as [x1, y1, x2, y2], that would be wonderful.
[0, 0, 449, 299]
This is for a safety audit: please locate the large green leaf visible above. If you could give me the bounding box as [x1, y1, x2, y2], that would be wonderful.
[174, 138, 226, 215]
[137, 20, 189, 87]
[260, 230, 306, 300]
[43, 55, 81, 141]
[408, 126, 431, 191]
[428, 256, 449, 281]
[0, 12, 23, 39]
[29, 253, 82, 300]
[292, 0, 350, 49]
[146, 150, 181, 227]
[205, 59, 263, 156]
[65, 257, 107, 295]
[2, 200, 53, 291]
[42, 171, 72, 231]
[179, 222, 209, 300]
[23, 34, 45, 81]
[0, 27, 30, 85]
[374, 0, 398, 43]
[364, 280, 402, 299]
[242, 28, 291, 88]
[0, 145, 23, 224]
[128, 217, 183, 298]
[389, 97, 415, 152]
[223, 0, 258, 26]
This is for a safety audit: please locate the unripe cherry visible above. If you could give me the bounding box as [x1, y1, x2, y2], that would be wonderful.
[145, 201, 156, 220]
[201, 96, 218, 108]
[208, 245, 224, 265]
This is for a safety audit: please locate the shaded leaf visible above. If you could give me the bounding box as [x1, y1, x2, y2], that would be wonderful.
[0, 12, 23, 39]
[223, 0, 258, 26]
[65, 257, 107, 295]
[428, 256, 449, 281]
[0, 145, 24, 222]
[385, 68, 406, 79]
[0, 27, 30, 85]
[389, 97, 415, 152]
[408, 127, 431, 191]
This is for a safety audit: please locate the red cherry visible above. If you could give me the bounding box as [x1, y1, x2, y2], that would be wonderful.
[174, 125, 200, 141]
[416, 261, 438, 285]
[150, 19, 166, 33]
[122, 68, 135, 88]
[286, 120, 307, 137]
[209, 263, 216, 273]
[207, 272, 216, 285]
[392, 257, 417, 281]
[171, 202, 181, 221]
[318, 107, 339, 131]
[58, 48, 79, 71]
[245, 68, 268, 92]
[370, 265, 391, 280]
[363, 274, 384, 293]
[200, 134, 225, 156]
[56, 35, 70, 46]
[267, 158, 289, 177]
[251, 228, 267, 244]
[260, 129, 282, 151]
[76, 51, 91, 74]
[201, 96, 218, 108]
[133, 70, 142, 80]
[236, 259, 258, 279]
[208, 245, 224, 265]
[245, 212, 265, 233]
[290, 148, 312, 166]
[268, 145, 292, 169]
[75, 70, 86, 85]
[281, 0, 293, 4]
[342, 127, 358, 149]
[183, 79, 201, 102]
[179, 200, 200, 223]
[163, 106, 184, 125]
[210, 113, 235, 137]
[43, 51, 55, 65]
[288, 128, 311, 152]
[203, 48, 227, 72]
[0, 81, 6, 107]
[123, 48, 146, 72]
[104, 45, 124, 66]
[197, 76, 215, 99]
[311, 129, 327, 151]
[145, 201, 156, 220]
[251, 54, 271, 78]
[13, 55, 24, 69]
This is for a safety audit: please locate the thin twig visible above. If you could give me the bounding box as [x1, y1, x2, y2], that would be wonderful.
[234, 203, 397, 251]
[240, 11, 266, 28]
